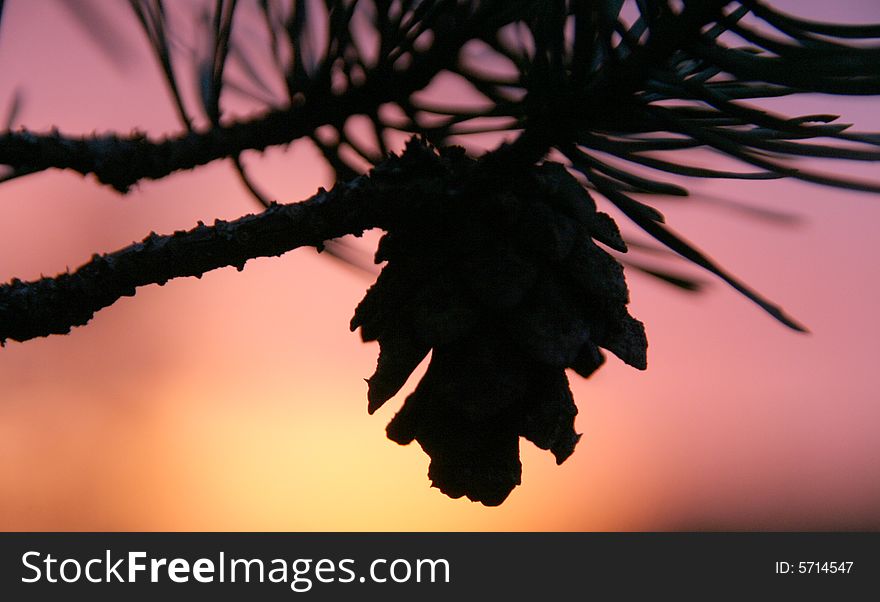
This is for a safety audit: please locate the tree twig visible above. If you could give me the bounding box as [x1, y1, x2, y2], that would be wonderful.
[0, 144, 453, 344]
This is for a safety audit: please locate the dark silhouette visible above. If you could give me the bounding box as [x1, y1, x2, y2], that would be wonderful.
[1, 1, 878, 504]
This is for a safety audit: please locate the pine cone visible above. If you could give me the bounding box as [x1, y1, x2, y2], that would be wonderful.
[351, 140, 646, 505]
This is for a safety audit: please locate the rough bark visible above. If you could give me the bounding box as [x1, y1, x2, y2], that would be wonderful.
[0, 143, 448, 344]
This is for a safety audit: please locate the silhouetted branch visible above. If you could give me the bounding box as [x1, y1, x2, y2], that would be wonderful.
[0, 100, 379, 192]
[0, 142, 454, 344]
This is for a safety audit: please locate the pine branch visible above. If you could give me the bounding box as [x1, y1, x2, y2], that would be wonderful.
[0, 142, 452, 344]
[0, 98, 370, 192]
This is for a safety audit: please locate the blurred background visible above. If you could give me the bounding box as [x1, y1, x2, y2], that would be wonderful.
[0, 0, 878, 530]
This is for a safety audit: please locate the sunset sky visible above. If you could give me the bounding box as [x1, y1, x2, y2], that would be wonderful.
[1, 0, 878, 531]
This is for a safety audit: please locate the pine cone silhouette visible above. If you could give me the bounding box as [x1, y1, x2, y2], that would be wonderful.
[352, 140, 647, 505]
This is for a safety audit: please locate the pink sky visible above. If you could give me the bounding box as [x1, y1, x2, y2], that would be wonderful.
[0, 0, 878, 530]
